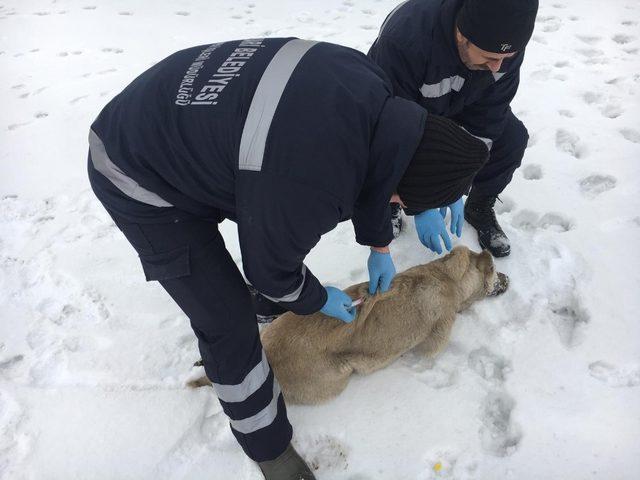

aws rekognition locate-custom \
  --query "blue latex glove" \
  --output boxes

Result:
[414,208,452,254]
[320,286,356,323]
[439,197,465,238]
[367,250,396,295]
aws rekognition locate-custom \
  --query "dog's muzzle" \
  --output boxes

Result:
[488,272,509,296]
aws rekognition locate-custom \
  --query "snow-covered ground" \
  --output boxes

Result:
[1,0,639,479]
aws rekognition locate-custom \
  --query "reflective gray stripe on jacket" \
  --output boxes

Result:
[420,75,465,98]
[88,129,173,208]
[239,39,318,172]
[461,126,494,151]
[258,265,308,303]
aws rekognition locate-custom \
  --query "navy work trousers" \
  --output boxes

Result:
[90,167,292,462]
[470,111,529,197]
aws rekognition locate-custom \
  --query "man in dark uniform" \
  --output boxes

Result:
[369,0,539,257]
[88,38,488,478]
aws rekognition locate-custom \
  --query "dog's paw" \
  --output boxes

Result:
[488,272,509,296]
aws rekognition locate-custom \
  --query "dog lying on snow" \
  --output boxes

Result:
[188,246,509,404]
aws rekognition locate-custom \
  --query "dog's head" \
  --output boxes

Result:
[441,246,509,302]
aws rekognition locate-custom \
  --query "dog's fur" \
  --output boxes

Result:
[188,246,508,404]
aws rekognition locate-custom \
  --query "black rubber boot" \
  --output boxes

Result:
[464,193,511,257]
[390,202,403,238]
[258,444,317,480]
[247,284,288,324]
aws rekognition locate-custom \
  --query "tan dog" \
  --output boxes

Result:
[189,246,508,404]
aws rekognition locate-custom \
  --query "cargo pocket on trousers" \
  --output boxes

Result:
[139,246,191,282]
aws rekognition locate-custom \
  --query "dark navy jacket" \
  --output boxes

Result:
[368,0,524,144]
[89,38,426,315]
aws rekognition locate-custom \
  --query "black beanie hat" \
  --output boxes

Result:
[456,0,539,54]
[397,115,489,215]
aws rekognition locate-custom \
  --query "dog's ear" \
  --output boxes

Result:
[476,250,496,290]
[443,246,471,280]
[476,250,495,275]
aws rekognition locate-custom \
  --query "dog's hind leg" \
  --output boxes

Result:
[344,351,398,375]
[413,313,455,358]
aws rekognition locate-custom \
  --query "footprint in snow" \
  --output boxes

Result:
[612,33,636,44]
[582,91,602,105]
[576,35,602,45]
[600,103,624,119]
[558,109,574,118]
[578,174,617,198]
[575,47,604,59]
[621,20,638,26]
[522,164,543,180]
[69,95,88,104]
[494,196,515,215]
[531,35,548,45]
[555,129,587,159]
[102,47,124,54]
[174,11,190,16]
[536,15,561,32]
[512,210,573,233]
[468,347,511,385]
[296,434,349,472]
[589,361,640,388]
[118,11,133,16]
[620,128,640,144]
[7,122,31,131]
[0,355,25,379]
[549,285,590,349]
[479,391,521,457]
[405,356,459,389]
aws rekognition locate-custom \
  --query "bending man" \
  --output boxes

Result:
[88,38,488,479]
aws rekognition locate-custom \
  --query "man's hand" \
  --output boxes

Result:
[320,286,356,323]
[367,246,396,295]
[414,208,452,254]
[439,197,465,238]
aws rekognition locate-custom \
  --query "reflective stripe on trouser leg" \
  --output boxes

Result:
[211,349,283,434]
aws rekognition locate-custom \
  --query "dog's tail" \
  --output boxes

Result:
[187,375,212,388]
